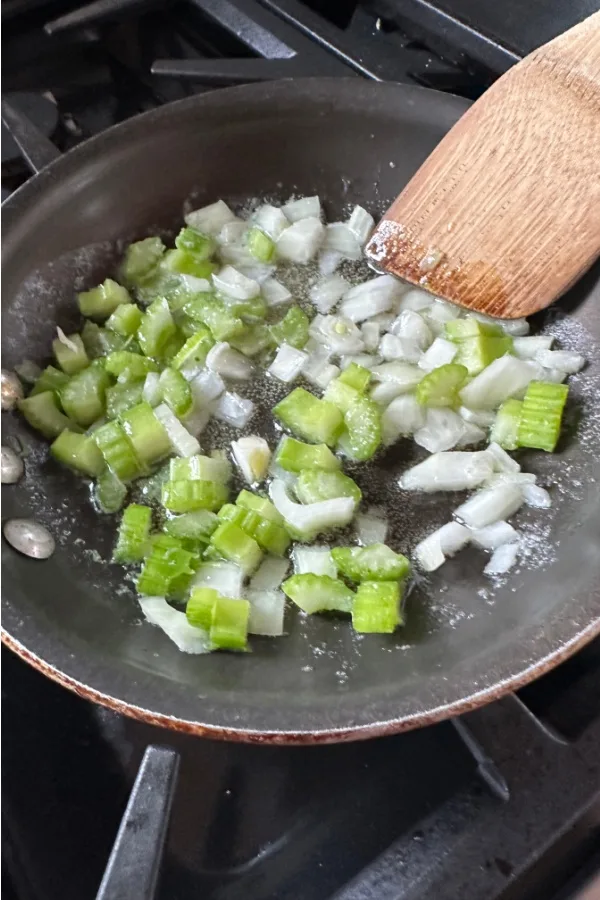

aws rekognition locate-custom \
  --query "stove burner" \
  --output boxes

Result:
[1,92,59,168]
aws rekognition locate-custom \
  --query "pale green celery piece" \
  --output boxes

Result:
[92,419,143,481]
[137,534,197,596]
[161,479,229,513]
[331,544,410,582]
[137,298,176,357]
[161,248,217,279]
[78,279,132,320]
[338,362,371,392]
[275,437,340,473]
[295,469,362,505]
[59,365,111,427]
[158,368,193,417]
[53,333,89,375]
[95,468,128,514]
[337,396,381,461]
[175,227,216,260]
[164,510,219,541]
[281,573,354,614]
[18,391,80,440]
[106,303,144,337]
[415,363,469,408]
[352,580,402,633]
[517,381,569,452]
[171,327,214,369]
[50,429,105,477]
[270,306,309,349]
[209,521,263,575]
[121,236,166,286]
[210,596,250,651]
[105,382,145,420]
[186,587,219,630]
[119,401,171,467]
[113,503,152,563]
[490,398,523,451]
[247,227,275,263]
[274,388,344,447]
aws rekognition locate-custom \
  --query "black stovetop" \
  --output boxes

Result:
[2,2,600,898]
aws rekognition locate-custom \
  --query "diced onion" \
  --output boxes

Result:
[323,223,362,260]
[206,342,253,380]
[282,196,321,223]
[389,310,433,350]
[459,356,538,409]
[485,441,521,473]
[302,348,340,389]
[153,403,201,456]
[512,336,554,359]
[185,199,238,235]
[268,343,308,383]
[213,391,254,428]
[371,362,423,390]
[277,217,324,264]
[340,275,402,323]
[217,220,248,245]
[193,561,244,598]
[355,511,388,545]
[309,275,349,314]
[212,265,260,301]
[382,394,425,445]
[318,250,342,276]
[535,349,585,374]
[246,590,286,636]
[400,451,494,492]
[56,326,78,353]
[138,596,211,654]
[361,321,380,352]
[414,408,466,453]
[231,435,271,484]
[142,372,161,406]
[470,521,519,550]
[379,333,422,363]
[180,275,212,293]
[249,557,289,591]
[262,277,292,307]
[293,546,337,578]
[398,289,434,312]
[458,406,496,427]
[189,369,225,403]
[484,543,520,575]
[455,422,487,447]
[270,479,356,537]
[413,522,470,572]
[340,354,380,370]
[521,483,552,508]
[347,205,375,244]
[418,337,457,371]
[309,314,365,356]
[454,483,523,529]
[252,204,290,241]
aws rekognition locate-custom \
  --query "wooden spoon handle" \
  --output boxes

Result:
[366,12,600,319]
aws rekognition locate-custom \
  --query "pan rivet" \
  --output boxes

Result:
[1,447,24,483]
[3,519,55,559]
[1,369,24,411]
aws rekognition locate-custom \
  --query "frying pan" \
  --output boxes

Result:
[2,79,600,744]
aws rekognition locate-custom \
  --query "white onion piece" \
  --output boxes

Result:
[218,220,248,245]
[398,289,434,312]
[185,199,238,234]
[370,312,396,330]
[206,342,253,380]
[309,314,364,355]
[454,483,523,529]
[189,369,225,403]
[213,392,254,428]
[347,205,375,244]
[439,522,472,554]
[277,217,324,263]
[522,483,552,508]
[323,223,362,260]
[138,597,211,654]
[486,472,536,488]
[540,367,568,384]
[484,543,520,575]
[389,310,433,350]
[382,394,425,445]
[293,546,336,578]
[153,403,201,457]
[361,321,380,352]
[459,356,538,409]
[252,204,289,241]
[282,195,321,222]
[231,435,271,484]
[455,422,487,447]
[212,265,260,301]
[268,343,308,383]
[355,512,388,546]
[486,441,521,473]
[371,362,423,389]
[318,250,342,276]
[458,406,496,427]
[340,354,380,370]
[182,404,211,437]
[428,299,461,323]
[471,521,519,550]
[370,381,409,406]
[418,337,457,371]
[535,349,585,374]
[236,261,276,285]
[302,349,339,389]
[180,275,212,293]
[193,561,244,598]
[268,460,298,491]
[413,522,470,572]
[379,333,422,363]
[414,409,466,452]
[340,286,396,323]
[512,336,554,359]
[400,451,494,492]
[142,372,161,406]
[309,274,349,313]
[261,277,292,307]
[246,590,286,636]
[498,318,529,336]
[250,557,289,591]
[269,479,355,537]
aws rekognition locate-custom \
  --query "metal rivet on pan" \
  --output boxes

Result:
[3,519,55,559]
[1,369,24,411]
[1,447,24,484]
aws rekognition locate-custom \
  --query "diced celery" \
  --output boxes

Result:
[137,534,197,596]
[60,365,111,426]
[445,318,503,340]
[78,278,131,320]
[105,303,143,336]
[164,510,219,541]
[338,362,371,392]
[331,544,410,582]
[210,596,250,651]
[81,321,128,358]
[95,468,127,514]
[281,573,354,614]
[121,236,165,286]
[170,454,231,483]
[490,399,523,451]
[517,381,569,452]
[415,363,469,408]
[162,480,229,513]
[337,396,381,461]
[228,294,268,323]
[253,518,290,556]
[352,580,402,633]
[105,381,145,420]
[51,429,105,477]
[184,294,245,342]
[105,351,159,381]
[186,587,219,630]
[236,490,283,524]
[275,437,340,473]
[30,365,70,399]
[92,420,142,481]
[274,388,344,447]
[114,503,152,562]
[270,306,310,349]
[159,331,186,364]
[454,335,513,375]
[324,379,361,414]
[120,402,171,467]
[229,325,274,357]
[209,521,262,574]
[53,333,89,375]
[175,227,216,260]
[247,227,275,263]
[158,368,192,417]
[162,249,217,279]
[18,391,78,439]
[137,298,176,358]
[171,327,214,369]
[295,469,362,505]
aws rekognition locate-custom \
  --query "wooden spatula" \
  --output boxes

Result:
[366,12,600,320]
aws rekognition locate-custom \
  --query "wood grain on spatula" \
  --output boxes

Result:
[366,12,600,319]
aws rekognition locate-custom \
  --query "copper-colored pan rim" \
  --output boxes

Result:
[4,617,600,745]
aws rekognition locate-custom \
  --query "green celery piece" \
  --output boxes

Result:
[209,521,262,575]
[162,480,229,513]
[60,365,111,427]
[186,587,219,630]
[92,419,142,481]
[170,454,231,483]
[415,363,469,408]
[282,573,354,615]
[50,429,105,477]
[352,581,402,633]
[275,437,340,473]
[217,503,245,524]
[160,331,187,363]
[270,306,309,349]
[158,367,192,417]
[78,278,131,320]
[105,351,158,380]
[105,381,145,420]
[274,388,344,448]
[30,365,70,399]
[95,468,127,514]
[227,294,268,323]
[164,510,219,541]
[137,534,197,596]
[114,503,152,563]
[517,381,569,452]
[81,321,128,359]
[454,335,513,375]
[161,248,217,279]
[247,227,275,263]
[445,318,503,340]
[337,396,381,461]
[121,237,165,286]
[490,398,523,451]
[105,303,143,337]
[184,294,245,342]
[175,227,216,260]
[295,469,362,505]
[338,362,371,392]
[134,270,186,309]
[18,391,78,439]
[137,298,176,358]
[210,596,250,651]
[171,327,214,369]
[253,518,290,556]
[53,333,89,375]
[120,401,171,467]
[331,544,410,582]
[324,379,361,414]
[229,324,274,357]
[236,490,283,525]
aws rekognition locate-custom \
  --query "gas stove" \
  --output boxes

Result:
[2,2,600,898]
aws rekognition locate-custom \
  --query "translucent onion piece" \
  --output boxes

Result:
[484,542,520,575]
[276,217,324,264]
[293,546,337,578]
[347,205,375,244]
[142,372,161,406]
[486,441,521,474]
[250,557,289,591]
[339,354,381,370]
[389,310,433,350]
[382,394,425,445]
[535,349,586,374]
[282,195,321,223]
[309,314,365,356]
[361,321,380,352]
[355,511,388,546]
[309,275,349,314]
[485,472,536,488]
[418,337,457,371]
[193,561,244,598]
[206,342,253,380]
[212,265,260,301]
[400,451,494,492]
[153,403,201,457]
[268,343,308,383]
[323,223,362,260]
[269,479,356,537]
[138,596,211,654]
[398,289,434,312]
[217,220,248,245]
[213,391,254,428]
[413,522,470,572]
[414,408,466,452]
[252,203,290,241]
[189,369,225,403]
[371,362,423,389]
[454,483,523,529]
[180,275,212,293]
[512,336,554,359]
[459,356,538,409]
[340,275,402,323]
[231,435,271,484]
[379,333,422,363]
[458,406,496,427]
[185,199,238,235]
[246,589,286,636]
[318,250,342,276]
[455,422,487,447]
[370,381,408,406]
[262,277,292,307]
[302,348,340,389]
[521,483,552,508]
[470,521,519,550]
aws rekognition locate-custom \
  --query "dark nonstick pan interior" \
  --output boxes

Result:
[2,79,600,742]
